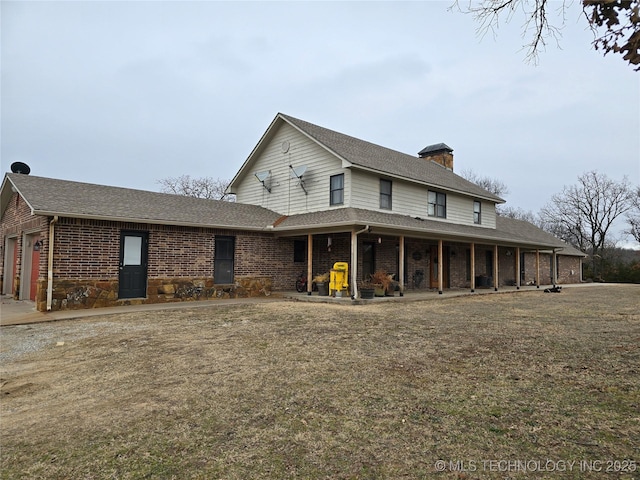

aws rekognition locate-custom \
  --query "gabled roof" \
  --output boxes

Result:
[2,173,582,254]
[229,113,503,203]
[1,173,281,230]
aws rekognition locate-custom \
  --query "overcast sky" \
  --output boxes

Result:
[2,1,639,243]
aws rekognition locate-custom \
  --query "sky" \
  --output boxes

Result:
[2,1,639,244]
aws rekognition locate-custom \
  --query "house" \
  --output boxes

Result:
[1,113,584,311]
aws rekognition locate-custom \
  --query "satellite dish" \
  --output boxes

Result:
[255,171,271,182]
[10,162,31,175]
[289,165,307,179]
[254,170,272,193]
[288,165,308,195]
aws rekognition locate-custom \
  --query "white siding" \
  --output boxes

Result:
[235,128,498,228]
[235,123,350,215]
[350,170,497,228]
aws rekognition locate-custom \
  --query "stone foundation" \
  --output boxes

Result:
[38,276,274,311]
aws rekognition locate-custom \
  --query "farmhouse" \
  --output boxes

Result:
[1,113,584,311]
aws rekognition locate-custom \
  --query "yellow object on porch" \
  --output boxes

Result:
[329,262,349,296]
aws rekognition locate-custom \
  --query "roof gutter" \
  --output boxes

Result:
[351,225,370,299]
[46,215,58,311]
[31,210,277,232]
[273,220,563,250]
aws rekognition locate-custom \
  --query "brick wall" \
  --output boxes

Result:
[0,191,49,296]
[557,255,582,284]
[404,239,430,289]
[2,188,584,310]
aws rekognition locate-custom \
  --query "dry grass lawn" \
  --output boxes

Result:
[1,285,639,479]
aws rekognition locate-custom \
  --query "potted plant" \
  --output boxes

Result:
[313,272,330,296]
[370,269,395,297]
[359,281,376,299]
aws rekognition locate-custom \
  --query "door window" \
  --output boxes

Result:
[119,231,148,299]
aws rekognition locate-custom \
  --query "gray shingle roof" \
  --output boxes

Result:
[280,114,504,203]
[3,173,581,253]
[275,206,582,252]
[4,173,281,230]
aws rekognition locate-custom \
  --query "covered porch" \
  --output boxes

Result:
[283,229,561,299]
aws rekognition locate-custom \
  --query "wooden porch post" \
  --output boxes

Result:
[515,247,521,290]
[306,234,313,295]
[535,249,540,288]
[398,235,405,296]
[494,244,499,291]
[552,249,558,286]
[438,239,444,295]
[470,242,475,292]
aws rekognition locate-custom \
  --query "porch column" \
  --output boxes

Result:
[307,234,313,295]
[438,239,443,294]
[552,249,558,286]
[351,229,358,299]
[515,247,521,290]
[535,249,540,288]
[398,235,405,296]
[470,242,475,293]
[494,244,499,291]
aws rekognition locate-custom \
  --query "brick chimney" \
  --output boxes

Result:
[418,143,453,171]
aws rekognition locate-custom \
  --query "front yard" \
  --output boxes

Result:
[1,285,638,479]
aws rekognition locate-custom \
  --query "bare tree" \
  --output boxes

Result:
[453,0,640,70]
[157,175,235,202]
[625,185,640,243]
[460,169,510,197]
[498,205,541,224]
[539,170,634,277]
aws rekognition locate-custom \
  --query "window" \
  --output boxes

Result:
[380,179,392,210]
[362,241,375,280]
[330,174,344,205]
[293,239,306,263]
[473,201,481,224]
[428,190,446,218]
[214,236,235,284]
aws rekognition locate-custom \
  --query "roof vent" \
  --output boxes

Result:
[10,162,31,175]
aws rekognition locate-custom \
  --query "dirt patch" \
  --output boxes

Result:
[1,285,639,479]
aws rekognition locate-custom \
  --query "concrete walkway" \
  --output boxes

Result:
[0,283,611,327]
[0,295,281,327]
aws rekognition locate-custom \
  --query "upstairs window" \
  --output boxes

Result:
[380,179,392,210]
[428,190,446,218]
[473,201,481,224]
[330,174,344,205]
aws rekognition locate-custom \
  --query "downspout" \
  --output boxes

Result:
[46,215,58,311]
[351,225,370,299]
